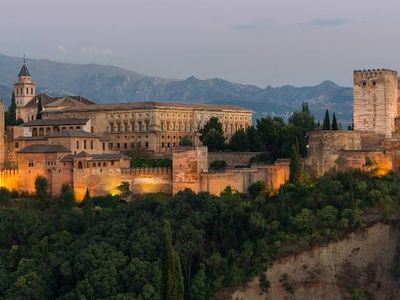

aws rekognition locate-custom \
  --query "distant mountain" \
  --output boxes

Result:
[0,53,353,122]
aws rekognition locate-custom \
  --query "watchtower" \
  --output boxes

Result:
[353,69,398,137]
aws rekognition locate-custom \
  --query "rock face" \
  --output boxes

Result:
[231,223,400,300]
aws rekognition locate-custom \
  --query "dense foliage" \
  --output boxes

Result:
[202,103,317,158]
[0,170,399,299]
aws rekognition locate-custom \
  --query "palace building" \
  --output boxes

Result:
[0,60,289,200]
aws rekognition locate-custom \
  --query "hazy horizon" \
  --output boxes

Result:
[2,0,400,87]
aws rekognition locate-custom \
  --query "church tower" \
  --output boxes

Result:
[14,57,36,108]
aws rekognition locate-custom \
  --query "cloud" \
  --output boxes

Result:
[301,18,351,28]
[232,20,274,32]
[80,46,114,56]
[57,45,68,55]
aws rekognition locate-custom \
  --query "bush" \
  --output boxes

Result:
[34,176,48,200]
[0,187,11,206]
[210,160,227,170]
[248,181,266,198]
[179,136,193,147]
[250,151,273,164]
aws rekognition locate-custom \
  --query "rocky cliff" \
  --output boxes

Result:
[231,222,400,300]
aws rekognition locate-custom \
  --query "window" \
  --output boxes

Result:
[117,143,120,149]
[76,141,80,149]
[109,143,113,149]
[15,142,19,148]
[103,142,105,151]
[90,140,94,149]
[145,142,149,148]
[124,143,127,149]
[111,161,115,166]
[28,160,34,167]
[84,140,87,149]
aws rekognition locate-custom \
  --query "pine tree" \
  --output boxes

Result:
[289,141,302,184]
[322,110,330,130]
[160,220,184,300]
[9,91,17,125]
[316,120,321,128]
[331,113,338,130]
[36,97,43,120]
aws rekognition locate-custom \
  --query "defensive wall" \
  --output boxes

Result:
[200,159,289,195]
[207,151,260,168]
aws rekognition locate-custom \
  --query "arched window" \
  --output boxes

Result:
[78,161,83,169]
[31,88,33,95]
[26,87,29,94]
[32,128,38,136]
[46,127,51,135]
[39,128,44,136]
[76,141,80,149]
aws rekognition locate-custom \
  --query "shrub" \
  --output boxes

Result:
[248,181,266,198]
[0,187,11,206]
[209,160,227,171]
[34,176,48,200]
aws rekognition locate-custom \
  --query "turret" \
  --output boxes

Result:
[14,56,36,108]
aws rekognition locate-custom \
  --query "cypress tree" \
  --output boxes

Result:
[289,141,302,184]
[36,97,43,120]
[331,113,338,130]
[322,110,330,130]
[9,91,17,125]
[160,220,184,300]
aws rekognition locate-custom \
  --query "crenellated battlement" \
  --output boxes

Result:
[0,168,19,176]
[121,167,172,175]
[353,69,398,84]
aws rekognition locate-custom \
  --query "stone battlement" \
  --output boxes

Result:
[354,68,397,78]
[121,167,172,175]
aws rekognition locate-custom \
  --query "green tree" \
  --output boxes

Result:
[0,187,11,207]
[322,110,330,130]
[190,267,207,300]
[248,181,266,198]
[36,97,43,120]
[199,117,225,151]
[179,136,193,147]
[160,220,184,300]
[289,142,302,184]
[34,175,48,199]
[117,182,132,198]
[332,113,338,130]
[60,184,75,208]
[209,160,227,170]
[228,128,249,151]
[246,126,263,152]
[256,116,286,158]
[9,91,17,125]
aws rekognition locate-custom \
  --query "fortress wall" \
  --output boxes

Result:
[199,160,289,195]
[73,167,172,201]
[306,130,362,177]
[208,151,260,167]
[0,169,23,192]
[336,150,392,176]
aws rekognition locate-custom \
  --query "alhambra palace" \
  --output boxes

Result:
[0,62,289,200]
[1,63,399,201]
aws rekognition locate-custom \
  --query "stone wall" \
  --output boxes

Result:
[73,167,172,201]
[337,150,392,176]
[200,159,289,195]
[208,151,260,168]
[306,130,362,177]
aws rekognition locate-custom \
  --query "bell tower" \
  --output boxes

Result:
[14,56,36,108]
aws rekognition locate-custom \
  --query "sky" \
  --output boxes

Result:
[1,0,400,87]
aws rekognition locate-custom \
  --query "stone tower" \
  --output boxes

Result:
[353,69,398,138]
[14,57,36,111]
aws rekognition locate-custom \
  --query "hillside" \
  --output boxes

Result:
[0,53,353,121]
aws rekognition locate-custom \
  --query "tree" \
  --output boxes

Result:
[9,91,17,125]
[228,128,249,151]
[246,126,263,152]
[289,142,302,184]
[0,187,11,207]
[34,176,48,199]
[332,113,338,130]
[199,117,225,151]
[36,97,44,120]
[247,181,266,198]
[179,136,193,147]
[322,110,330,130]
[160,220,184,300]
[209,160,227,170]
[60,184,75,208]
[117,182,132,198]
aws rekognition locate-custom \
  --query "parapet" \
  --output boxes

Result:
[353,68,398,85]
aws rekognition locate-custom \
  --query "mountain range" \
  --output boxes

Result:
[0,53,353,122]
